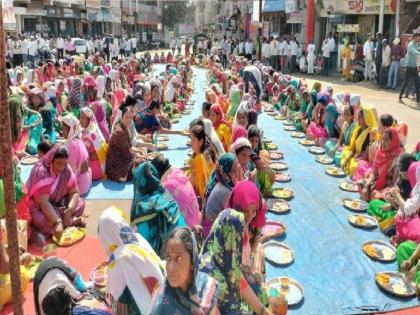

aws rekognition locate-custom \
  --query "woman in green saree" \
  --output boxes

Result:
[397,241,420,286]
[130,162,186,255]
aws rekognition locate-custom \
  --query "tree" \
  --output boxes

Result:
[0,1,24,314]
[162,0,195,30]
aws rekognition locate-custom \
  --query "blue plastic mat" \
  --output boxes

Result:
[260,112,418,314]
[19,65,207,200]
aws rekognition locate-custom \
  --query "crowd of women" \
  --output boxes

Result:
[0,48,418,314]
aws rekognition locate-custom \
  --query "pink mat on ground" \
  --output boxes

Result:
[1,236,106,315]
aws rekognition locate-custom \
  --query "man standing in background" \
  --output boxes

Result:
[290,37,299,73]
[270,36,279,70]
[375,32,383,85]
[56,35,64,60]
[399,32,420,105]
[363,34,374,81]
[380,39,391,88]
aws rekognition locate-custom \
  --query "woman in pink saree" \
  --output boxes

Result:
[26,146,85,240]
[390,162,420,245]
[62,113,92,196]
[150,156,201,228]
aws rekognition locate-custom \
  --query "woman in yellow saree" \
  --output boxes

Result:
[341,40,351,81]
[341,106,378,177]
[188,125,217,204]
[210,104,231,152]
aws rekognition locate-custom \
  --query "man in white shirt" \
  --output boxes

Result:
[87,37,94,57]
[261,38,271,65]
[130,36,137,54]
[170,36,176,55]
[270,37,279,70]
[380,39,391,87]
[28,36,37,68]
[321,37,331,75]
[176,38,182,55]
[21,36,29,65]
[238,40,244,56]
[290,37,299,73]
[56,35,64,60]
[124,37,131,58]
[363,33,374,80]
[220,36,230,69]
[279,37,288,72]
[12,37,22,67]
[243,63,262,101]
[307,42,316,74]
[245,38,253,61]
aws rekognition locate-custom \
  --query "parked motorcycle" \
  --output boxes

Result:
[351,60,365,82]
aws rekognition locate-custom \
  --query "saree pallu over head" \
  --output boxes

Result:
[226,180,266,229]
[80,107,108,175]
[199,209,244,314]
[204,153,236,203]
[151,227,219,315]
[131,162,186,254]
[355,106,378,153]
[203,118,225,156]
[98,206,165,315]
[374,128,401,190]
[227,86,242,119]
[325,104,340,138]
[26,146,77,204]
[90,100,110,142]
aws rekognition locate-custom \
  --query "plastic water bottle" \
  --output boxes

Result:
[153,130,158,150]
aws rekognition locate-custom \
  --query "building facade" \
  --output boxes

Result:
[4,0,162,40]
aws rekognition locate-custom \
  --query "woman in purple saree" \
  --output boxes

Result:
[26,146,85,241]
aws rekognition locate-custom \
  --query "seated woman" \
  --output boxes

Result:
[31,88,57,143]
[389,163,420,245]
[166,52,173,64]
[323,103,340,149]
[232,106,249,130]
[282,86,300,121]
[160,52,166,63]
[295,89,311,132]
[368,154,419,232]
[134,100,186,137]
[9,95,43,156]
[153,53,159,63]
[79,107,108,181]
[231,137,253,180]
[306,92,329,144]
[131,162,186,254]
[328,105,358,167]
[151,156,201,228]
[62,113,92,196]
[210,104,231,152]
[98,206,165,315]
[359,128,401,201]
[202,118,225,156]
[397,241,420,287]
[353,113,394,182]
[202,153,241,237]
[341,106,377,177]
[247,125,275,196]
[188,125,217,202]
[106,107,141,182]
[26,146,85,241]
[151,227,220,314]
[33,257,109,315]
[200,208,272,315]
[164,75,185,113]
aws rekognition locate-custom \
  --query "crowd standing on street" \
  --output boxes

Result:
[0,26,419,315]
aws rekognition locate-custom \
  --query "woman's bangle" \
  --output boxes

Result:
[52,219,62,228]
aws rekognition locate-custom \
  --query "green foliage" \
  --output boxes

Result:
[163,0,195,30]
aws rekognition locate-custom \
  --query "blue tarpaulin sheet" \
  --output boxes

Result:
[19,66,419,313]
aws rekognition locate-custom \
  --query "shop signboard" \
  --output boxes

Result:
[287,11,303,24]
[322,0,397,15]
[337,24,360,32]
[178,23,194,35]
[86,0,101,9]
[285,0,297,13]
[101,0,110,8]
[2,0,16,30]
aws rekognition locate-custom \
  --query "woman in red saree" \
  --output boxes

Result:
[360,128,401,201]
[26,146,85,240]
